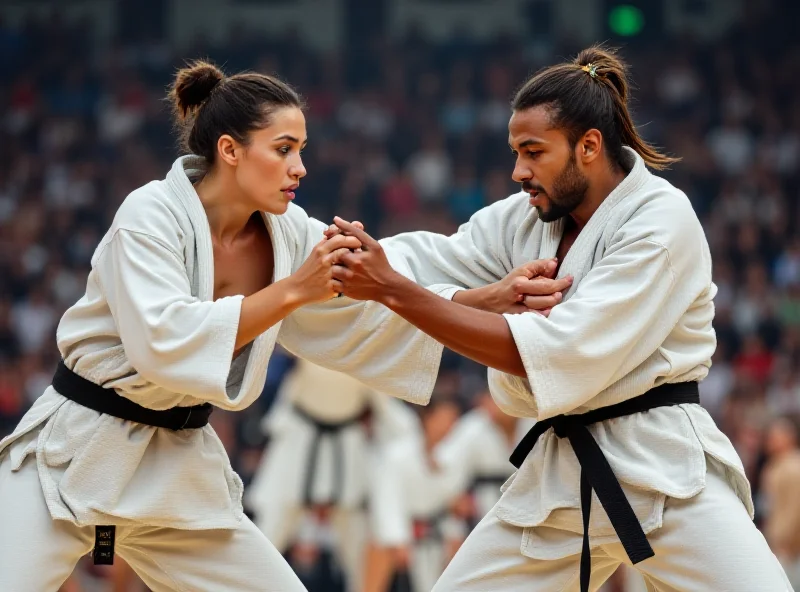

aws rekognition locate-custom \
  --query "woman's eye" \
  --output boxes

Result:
[278,146,291,155]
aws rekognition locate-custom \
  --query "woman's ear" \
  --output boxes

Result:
[217,134,239,167]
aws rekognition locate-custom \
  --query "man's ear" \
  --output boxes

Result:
[578,129,603,165]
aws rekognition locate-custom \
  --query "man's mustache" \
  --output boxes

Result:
[522,181,545,193]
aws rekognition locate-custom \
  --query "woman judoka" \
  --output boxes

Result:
[0,61,456,592]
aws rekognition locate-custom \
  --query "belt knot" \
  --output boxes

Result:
[550,415,570,438]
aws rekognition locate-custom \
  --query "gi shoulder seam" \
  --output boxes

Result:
[639,238,677,287]
[108,227,187,266]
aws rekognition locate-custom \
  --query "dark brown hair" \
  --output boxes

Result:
[512,45,678,171]
[168,59,303,164]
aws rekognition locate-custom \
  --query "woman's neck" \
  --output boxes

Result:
[194,167,256,245]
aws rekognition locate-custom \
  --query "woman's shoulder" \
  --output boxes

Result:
[109,180,192,247]
[86,179,194,270]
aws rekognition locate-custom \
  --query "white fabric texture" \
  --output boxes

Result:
[382,148,753,535]
[0,445,308,592]
[369,434,466,592]
[369,436,463,547]
[0,155,447,531]
[247,359,420,515]
[245,359,422,592]
[251,505,368,592]
[434,409,532,518]
[431,458,792,592]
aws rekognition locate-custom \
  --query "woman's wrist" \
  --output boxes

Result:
[453,284,497,312]
[278,276,308,310]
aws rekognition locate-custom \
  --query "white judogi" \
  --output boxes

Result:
[382,148,792,590]
[246,359,418,592]
[0,156,449,592]
[434,409,531,522]
[369,435,465,592]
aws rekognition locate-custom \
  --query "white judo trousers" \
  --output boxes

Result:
[259,506,368,591]
[381,148,794,590]
[0,450,307,592]
[432,458,794,592]
[0,157,451,591]
[247,360,422,592]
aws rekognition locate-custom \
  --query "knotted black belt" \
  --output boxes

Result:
[52,360,213,431]
[292,403,368,507]
[509,381,699,592]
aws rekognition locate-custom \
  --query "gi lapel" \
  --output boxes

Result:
[549,148,650,300]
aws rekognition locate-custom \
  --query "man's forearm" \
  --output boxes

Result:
[379,276,527,377]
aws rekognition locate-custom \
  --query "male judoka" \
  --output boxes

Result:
[327,45,793,591]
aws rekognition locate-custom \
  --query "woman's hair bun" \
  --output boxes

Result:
[170,60,225,119]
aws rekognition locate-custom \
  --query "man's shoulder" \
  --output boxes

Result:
[614,175,707,255]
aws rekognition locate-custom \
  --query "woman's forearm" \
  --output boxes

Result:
[235,278,303,350]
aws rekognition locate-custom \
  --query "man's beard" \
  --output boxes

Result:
[525,152,589,223]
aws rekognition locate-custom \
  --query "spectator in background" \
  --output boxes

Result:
[774,237,800,290]
[9,283,56,355]
[447,164,484,224]
[440,62,477,137]
[734,333,775,385]
[732,262,774,336]
[706,111,754,175]
[478,63,514,134]
[0,8,799,590]
[405,130,452,205]
[0,360,23,436]
[761,416,800,589]
[0,299,20,360]
[699,342,735,421]
[766,363,800,418]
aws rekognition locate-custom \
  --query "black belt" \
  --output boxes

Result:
[293,403,367,507]
[471,474,510,489]
[52,360,213,431]
[509,381,700,592]
[52,360,214,565]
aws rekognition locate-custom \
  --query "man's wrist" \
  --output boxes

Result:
[378,272,417,310]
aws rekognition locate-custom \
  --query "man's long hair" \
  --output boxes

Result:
[512,45,679,171]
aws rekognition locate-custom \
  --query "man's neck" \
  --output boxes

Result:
[570,161,628,230]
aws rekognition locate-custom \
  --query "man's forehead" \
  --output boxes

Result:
[508,106,560,147]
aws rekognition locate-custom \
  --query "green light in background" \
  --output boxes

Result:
[609,5,645,37]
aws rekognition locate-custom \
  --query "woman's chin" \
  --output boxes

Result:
[262,199,290,215]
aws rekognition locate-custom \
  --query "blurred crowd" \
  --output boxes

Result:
[1,1,800,590]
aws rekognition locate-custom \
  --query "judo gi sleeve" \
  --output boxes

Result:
[97,229,243,401]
